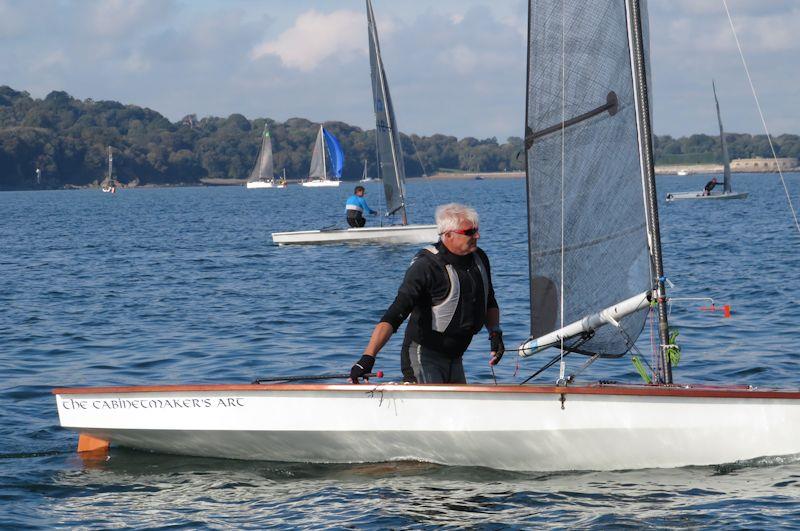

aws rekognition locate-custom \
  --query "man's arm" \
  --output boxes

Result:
[363,322,394,357]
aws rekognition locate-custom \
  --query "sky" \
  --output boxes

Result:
[1,0,797,140]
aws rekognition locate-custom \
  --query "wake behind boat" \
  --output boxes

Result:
[54,0,800,471]
[271,0,438,246]
[666,81,748,202]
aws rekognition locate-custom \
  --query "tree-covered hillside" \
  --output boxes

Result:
[0,86,797,190]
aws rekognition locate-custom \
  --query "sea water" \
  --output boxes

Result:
[1,174,799,528]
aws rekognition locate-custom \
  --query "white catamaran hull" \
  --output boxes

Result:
[246,181,277,189]
[666,191,749,202]
[54,383,800,471]
[301,180,340,188]
[271,224,439,245]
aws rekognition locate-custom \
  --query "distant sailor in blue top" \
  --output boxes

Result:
[345,185,377,227]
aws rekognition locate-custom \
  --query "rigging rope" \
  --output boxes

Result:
[721,0,800,235]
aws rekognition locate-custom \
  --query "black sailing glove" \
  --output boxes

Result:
[489,330,505,366]
[349,354,375,384]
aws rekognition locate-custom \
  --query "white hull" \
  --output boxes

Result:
[302,180,340,188]
[101,187,116,193]
[272,224,439,245]
[246,181,276,189]
[54,383,800,471]
[666,190,748,202]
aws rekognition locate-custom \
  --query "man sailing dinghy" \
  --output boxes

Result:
[54,0,800,472]
[666,81,748,201]
[271,0,438,245]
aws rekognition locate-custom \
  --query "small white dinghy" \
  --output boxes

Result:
[666,81,748,202]
[272,1,435,245]
[272,224,439,245]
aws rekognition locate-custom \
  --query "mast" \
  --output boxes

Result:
[713,80,732,193]
[366,0,407,225]
[321,125,327,182]
[107,146,113,183]
[625,0,672,383]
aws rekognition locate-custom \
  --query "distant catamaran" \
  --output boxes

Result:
[666,81,748,201]
[100,146,116,193]
[302,125,343,187]
[246,125,283,189]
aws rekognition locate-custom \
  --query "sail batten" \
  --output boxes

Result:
[367,0,407,224]
[525,0,653,356]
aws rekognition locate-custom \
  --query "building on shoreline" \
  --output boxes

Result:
[730,157,798,172]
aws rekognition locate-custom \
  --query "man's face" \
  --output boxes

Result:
[356,189,365,197]
[442,219,479,256]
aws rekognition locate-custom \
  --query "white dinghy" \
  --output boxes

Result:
[271,0,437,246]
[54,0,800,471]
[666,81,748,202]
[246,125,282,189]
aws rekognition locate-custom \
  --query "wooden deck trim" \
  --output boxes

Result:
[53,382,800,400]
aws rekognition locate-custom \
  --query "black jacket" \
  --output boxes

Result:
[381,241,498,356]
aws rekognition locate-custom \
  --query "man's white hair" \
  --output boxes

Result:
[435,203,479,234]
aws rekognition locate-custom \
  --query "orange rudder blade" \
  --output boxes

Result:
[77,434,110,453]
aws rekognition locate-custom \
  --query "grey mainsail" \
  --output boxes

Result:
[248,125,275,184]
[524,0,656,356]
[366,0,407,224]
[308,125,326,180]
[713,80,732,193]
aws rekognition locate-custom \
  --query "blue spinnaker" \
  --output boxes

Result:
[323,128,344,178]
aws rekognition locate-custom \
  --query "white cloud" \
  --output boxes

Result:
[251,10,364,71]
[86,0,173,38]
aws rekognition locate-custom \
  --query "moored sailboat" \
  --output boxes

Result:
[301,125,343,187]
[246,125,280,189]
[359,159,378,182]
[100,146,117,193]
[666,81,748,201]
[272,0,438,245]
[54,0,800,471]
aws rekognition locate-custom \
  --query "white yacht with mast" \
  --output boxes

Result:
[55,0,799,471]
[301,125,342,188]
[246,125,280,189]
[100,146,116,193]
